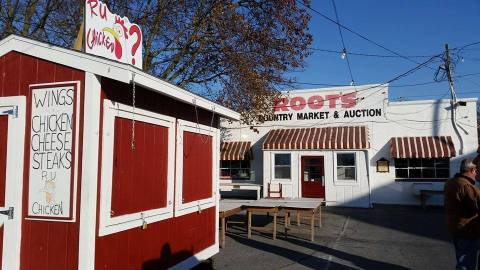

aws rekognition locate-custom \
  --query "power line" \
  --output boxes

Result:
[453,41,480,52]
[293,80,441,88]
[271,54,440,110]
[331,0,355,86]
[396,90,480,99]
[456,72,480,78]
[309,47,436,58]
[297,0,436,70]
[292,71,480,88]
[294,72,480,88]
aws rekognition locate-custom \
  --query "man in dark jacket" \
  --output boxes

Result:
[445,158,480,270]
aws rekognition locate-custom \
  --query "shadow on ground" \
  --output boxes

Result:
[228,233,409,270]
[213,205,454,270]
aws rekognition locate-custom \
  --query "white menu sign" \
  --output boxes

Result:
[85,0,143,69]
[28,83,77,220]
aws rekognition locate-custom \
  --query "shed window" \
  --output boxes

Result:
[182,131,213,203]
[99,101,175,236]
[337,153,356,180]
[175,120,217,217]
[395,158,450,182]
[274,154,291,179]
[110,118,168,216]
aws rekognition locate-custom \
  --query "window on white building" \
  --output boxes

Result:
[394,158,450,181]
[274,154,291,179]
[337,153,356,180]
[220,160,251,180]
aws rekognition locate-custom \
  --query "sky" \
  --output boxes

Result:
[290,0,480,103]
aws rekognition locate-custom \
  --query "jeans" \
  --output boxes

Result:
[454,237,480,270]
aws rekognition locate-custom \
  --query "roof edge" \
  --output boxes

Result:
[0,35,240,121]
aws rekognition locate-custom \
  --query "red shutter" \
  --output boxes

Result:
[111,117,168,216]
[182,131,212,203]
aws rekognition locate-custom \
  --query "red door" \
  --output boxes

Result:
[301,156,325,198]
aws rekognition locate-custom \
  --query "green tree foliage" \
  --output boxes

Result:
[0,0,312,124]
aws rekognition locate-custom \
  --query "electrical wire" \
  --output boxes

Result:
[270,54,440,110]
[392,92,459,99]
[331,0,355,86]
[387,90,450,115]
[225,55,448,129]
[309,47,436,58]
[294,79,442,88]
[296,0,439,71]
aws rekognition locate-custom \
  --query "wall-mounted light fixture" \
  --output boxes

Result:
[376,158,390,173]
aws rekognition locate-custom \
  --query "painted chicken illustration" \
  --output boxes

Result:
[102,16,128,60]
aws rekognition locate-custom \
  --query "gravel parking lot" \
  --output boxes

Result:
[211,205,454,270]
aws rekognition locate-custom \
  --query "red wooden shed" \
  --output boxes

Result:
[0,35,239,270]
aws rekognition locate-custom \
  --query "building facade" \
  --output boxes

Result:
[220,84,478,208]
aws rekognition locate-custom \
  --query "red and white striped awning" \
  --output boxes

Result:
[262,126,369,150]
[390,136,456,158]
[220,141,251,160]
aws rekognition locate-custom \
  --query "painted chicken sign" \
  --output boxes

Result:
[85,0,143,69]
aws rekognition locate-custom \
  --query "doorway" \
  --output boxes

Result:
[301,156,325,198]
[0,97,25,270]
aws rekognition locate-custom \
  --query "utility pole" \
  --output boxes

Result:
[444,44,457,105]
[444,43,463,155]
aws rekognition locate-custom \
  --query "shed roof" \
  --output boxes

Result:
[0,35,240,120]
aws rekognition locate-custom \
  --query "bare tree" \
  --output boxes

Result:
[0,0,312,124]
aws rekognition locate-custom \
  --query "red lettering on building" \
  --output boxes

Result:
[274,92,357,111]
[274,98,289,112]
[341,92,356,108]
[307,95,324,109]
[290,97,306,111]
[326,94,340,108]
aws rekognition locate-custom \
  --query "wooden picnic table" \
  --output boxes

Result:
[282,199,323,242]
[218,198,324,247]
[244,198,324,242]
[218,200,249,248]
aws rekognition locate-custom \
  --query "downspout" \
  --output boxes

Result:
[364,150,373,208]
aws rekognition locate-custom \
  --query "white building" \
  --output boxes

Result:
[220,84,478,208]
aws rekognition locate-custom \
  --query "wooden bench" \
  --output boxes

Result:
[219,183,262,200]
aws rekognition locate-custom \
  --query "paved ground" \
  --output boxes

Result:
[211,205,454,270]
